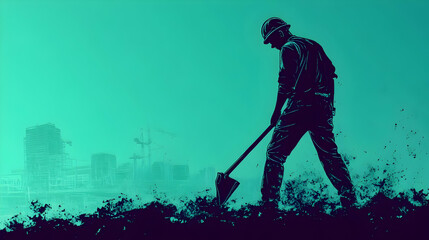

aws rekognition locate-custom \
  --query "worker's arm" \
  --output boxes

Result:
[270,91,288,126]
[271,43,300,126]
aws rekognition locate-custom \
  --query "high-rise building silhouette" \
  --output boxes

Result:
[24,123,72,193]
[91,153,117,187]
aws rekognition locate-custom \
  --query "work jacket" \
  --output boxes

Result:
[278,36,337,110]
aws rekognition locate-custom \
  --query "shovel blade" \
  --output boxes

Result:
[215,172,240,205]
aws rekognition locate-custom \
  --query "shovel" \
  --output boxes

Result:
[215,125,274,205]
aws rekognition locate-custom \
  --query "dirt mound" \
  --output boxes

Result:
[1,188,428,240]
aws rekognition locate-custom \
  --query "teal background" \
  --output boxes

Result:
[1,0,429,217]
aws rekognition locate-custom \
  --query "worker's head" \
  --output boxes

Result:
[261,17,291,50]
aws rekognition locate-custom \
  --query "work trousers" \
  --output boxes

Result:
[261,100,355,206]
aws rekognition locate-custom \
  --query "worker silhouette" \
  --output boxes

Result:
[260,17,356,208]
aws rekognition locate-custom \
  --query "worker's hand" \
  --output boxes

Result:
[270,110,281,126]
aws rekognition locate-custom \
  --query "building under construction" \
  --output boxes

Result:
[24,123,73,194]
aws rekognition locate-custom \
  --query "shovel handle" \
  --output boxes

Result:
[225,125,274,176]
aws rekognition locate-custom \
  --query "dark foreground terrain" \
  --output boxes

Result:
[1,187,428,240]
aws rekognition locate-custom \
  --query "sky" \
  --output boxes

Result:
[1,0,429,191]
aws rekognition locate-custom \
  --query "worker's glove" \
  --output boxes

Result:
[270,110,281,126]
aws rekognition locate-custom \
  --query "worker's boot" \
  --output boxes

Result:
[260,160,284,210]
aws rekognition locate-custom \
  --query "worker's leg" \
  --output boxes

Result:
[309,112,356,207]
[261,108,307,205]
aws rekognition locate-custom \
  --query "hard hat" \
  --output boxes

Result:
[261,17,290,44]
